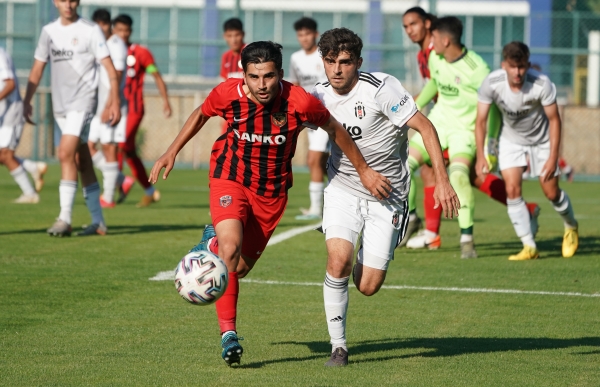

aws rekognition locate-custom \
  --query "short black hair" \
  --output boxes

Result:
[503,41,530,63]
[294,17,317,32]
[241,41,283,72]
[318,28,363,61]
[430,16,463,45]
[223,18,243,32]
[403,6,436,23]
[113,14,133,28]
[92,9,111,24]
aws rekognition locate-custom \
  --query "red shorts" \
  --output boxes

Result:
[209,178,288,260]
[119,112,144,153]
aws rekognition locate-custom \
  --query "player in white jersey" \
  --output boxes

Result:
[313,28,459,366]
[288,17,330,220]
[476,42,578,260]
[23,0,121,237]
[0,47,44,203]
[87,9,127,208]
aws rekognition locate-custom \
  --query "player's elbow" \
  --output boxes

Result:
[2,79,15,94]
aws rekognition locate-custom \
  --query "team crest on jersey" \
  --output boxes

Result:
[126,55,136,67]
[271,112,287,127]
[220,195,232,208]
[392,210,400,228]
[354,101,366,119]
[455,76,461,84]
[71,38,78,46]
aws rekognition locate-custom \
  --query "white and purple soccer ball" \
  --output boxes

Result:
[174,251,229,305]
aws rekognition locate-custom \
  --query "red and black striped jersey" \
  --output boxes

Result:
[201,78,331,197]
[219,47,245,80]
[417,42,434,80]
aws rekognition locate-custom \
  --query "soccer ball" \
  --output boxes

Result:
[174,251,229,305]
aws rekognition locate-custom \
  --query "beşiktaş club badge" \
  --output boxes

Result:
[271,112,287,127]
[220,195,232,208]
[392,210,400,228]
[355,101,365,119]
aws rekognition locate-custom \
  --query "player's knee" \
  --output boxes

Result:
[327,256,352,278]
[357,282,381,297]
[0,149,9,164]
[449,163,470,188]
[57,147,76,164]
[544,188,560,202]
[505,184,521,199]
[218,239,242,262]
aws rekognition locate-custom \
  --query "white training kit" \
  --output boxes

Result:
[0,47,24,150]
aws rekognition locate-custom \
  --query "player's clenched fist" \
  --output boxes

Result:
[359,168,392,200]
[149,151,176,184]
[433,179,460,219]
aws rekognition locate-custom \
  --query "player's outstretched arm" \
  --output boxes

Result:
[149,106,210,183]
[23,60,46,125]
[541,102,561,182]
[407,111,460,218]
[475,101,492,179]
[151,72,172,118]
[415,79,438,110]
[100,56,122,126]
[321,115,392,200]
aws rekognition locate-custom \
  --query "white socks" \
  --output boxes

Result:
[552,190,577,229]
[460,234,473,243]
[19,158,38,175]
[83,182,105,225]
[92,151,106,170]
[324,272,349,353]
[102,162,119,203]
[59,180,77,224]
[11,165,35,195]
[507,197,536,248]
[309,181,324,215]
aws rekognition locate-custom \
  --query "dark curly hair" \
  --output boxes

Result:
[318,28,363,61]
[241,41,283,72]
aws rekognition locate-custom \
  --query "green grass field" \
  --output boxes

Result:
[1,165,599,386]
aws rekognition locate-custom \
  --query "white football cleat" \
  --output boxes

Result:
[12,193,40,204]
[31,162,48,192]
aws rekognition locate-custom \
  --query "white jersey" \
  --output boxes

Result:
[478,68,556,145]
[288,49,327,92]
[0,47,23,128]
[312,71,417,204]
[34,17,110,116]
[96,34,127,115]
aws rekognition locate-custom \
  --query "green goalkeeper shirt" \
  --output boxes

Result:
[427,47,490,132]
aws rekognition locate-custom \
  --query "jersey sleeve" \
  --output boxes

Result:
[0,50,13,81]
[139,47,157,72]
[90,25,110,61]
[109,38,127,72]
[375,76,418,128]
[471,61,490,93]
[201,83,227,117]
[287,56,299,84]
[34,28,50,63]
[540,79,557,106]
[296,91,330,129]
[477,74,494,104]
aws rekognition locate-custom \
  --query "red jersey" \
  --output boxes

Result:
[417,42,434,80]
[201,78,331,197]
[125,44,156,115]
[220,48,244,79]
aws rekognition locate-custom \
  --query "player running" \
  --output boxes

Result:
[401,7,539,250]
[111,14,171,207]
[0,46,41,204]
[288,17,329,220]
[475,42,579,260]
[312,27,459,367]
[24,0,120,236]
[149,41,392,366]
[88,9,127,208]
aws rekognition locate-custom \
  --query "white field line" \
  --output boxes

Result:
[149,274,599,298]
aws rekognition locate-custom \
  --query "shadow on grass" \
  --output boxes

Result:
[0,224,202,236]
[238,337,600,368]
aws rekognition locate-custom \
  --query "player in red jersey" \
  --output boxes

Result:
[220,18,245,80]
[402,7,540,249]
[112,14,172,207]
[150,41,392,366]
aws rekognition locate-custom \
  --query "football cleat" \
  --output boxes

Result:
[325,347,348,367]
[562,226,579,258]
[12,193,40,204]
[47,219,72,237]
[508,245,539,261]
[221,331,244,366]
[117,176,135,204]
[406,231,442,250]
[32,161,48,192]
[398,215,422,247]
[190,224,216,253]
[76,223,108,236]
[460,241,478,259]
[527,203,541,237]
[136,190,160,208]
[100,196,115,208]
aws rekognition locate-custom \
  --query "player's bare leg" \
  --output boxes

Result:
[75,144,107,236]
[0,148,38,203]
[297,150,327,220]
[539,174,578,258]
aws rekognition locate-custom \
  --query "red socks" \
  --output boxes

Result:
[216,271,239,334]
[477,173,507,205]
[423,186,442,234]
[126,155,151,189]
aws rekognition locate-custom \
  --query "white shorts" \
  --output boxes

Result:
[88,108,127,144]
[54,111,94,146]
[308,127,330,153]
[322,184,409,271]
[499,137,559,178]
[0,123,24,150]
